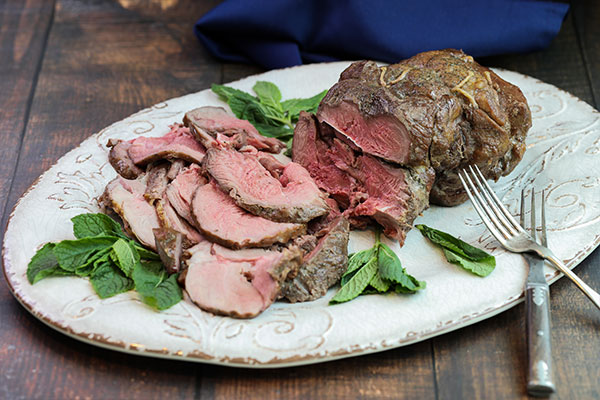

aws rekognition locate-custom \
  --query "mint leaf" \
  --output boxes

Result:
[27,243,74,284]
[132,244,160,261]
[253,81,283,112]
[416,224,495,277]
[330,257,378,304]
[52,236,118,272]
[341,248,375,286]
[368,271,391,292]
[443,249,495,277]
[212,82,326,142]
[132,261,182,310]
[211,84,257,104]
[71,213,127,239]
[75,247,111,277]
[90,260,134,299]
[110,238,140,277]
[281,90,328,119]
[378,243,425,293]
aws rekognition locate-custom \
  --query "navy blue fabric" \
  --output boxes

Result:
[195,0,569,70]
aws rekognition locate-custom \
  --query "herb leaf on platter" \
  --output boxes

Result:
[90,260,135,299]
[211,81,327,142]
[331,230,425,305]
[71,213,128,239]
[27,243,74,284]
[416,224,496,277]
[27,213,178,310]
[132,261,182,310]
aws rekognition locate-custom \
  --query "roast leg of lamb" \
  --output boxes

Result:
[294,49,531,242]
[316,49,531,207]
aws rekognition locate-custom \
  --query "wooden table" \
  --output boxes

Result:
[1,1,599,398]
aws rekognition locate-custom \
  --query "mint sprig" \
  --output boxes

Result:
[416,224,496,277]
[27,213,182,311]
[330,230,426,304]
[211,81,327,155]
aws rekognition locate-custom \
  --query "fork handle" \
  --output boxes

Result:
[543,252,600,310]
[525,283,556,396]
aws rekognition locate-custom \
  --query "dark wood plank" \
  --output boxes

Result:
[434,9,600,399]
[204,342,436,400]
[0,1,221,398]
[0,0,54,227]
[572,0,600,108]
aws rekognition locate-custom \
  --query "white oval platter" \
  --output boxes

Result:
[3,62,600,368]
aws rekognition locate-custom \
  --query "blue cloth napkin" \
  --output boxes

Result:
[195,0,569,70]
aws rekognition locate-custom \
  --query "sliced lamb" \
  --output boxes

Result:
[281,216,350,303]
[167,159,186,180]
[102,175,160,250]
[155,198,203,246]
[184,242,302,318]
[144,163,169,204]
[191,181,306,249]
[293,112,434,244]
[107,139,143,179]
[165,164,206,225]
[204,147,329,223]
[110,124,206,170]
[153,227,183,274]
[183,106,284,153]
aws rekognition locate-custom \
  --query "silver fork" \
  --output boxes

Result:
[521,189,555,396]
[458,165,600,310]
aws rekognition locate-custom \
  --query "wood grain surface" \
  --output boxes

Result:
[1,1,599,399]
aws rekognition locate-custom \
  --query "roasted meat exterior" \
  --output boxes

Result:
[281,216,350,303]
[317,49,531,206]
[184,240,302,318]
[204,146,329,223]
[184,106,284,153]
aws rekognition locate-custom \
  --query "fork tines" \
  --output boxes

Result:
[458,165,526,242]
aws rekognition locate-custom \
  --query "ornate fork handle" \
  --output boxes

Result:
[531,244,600,309]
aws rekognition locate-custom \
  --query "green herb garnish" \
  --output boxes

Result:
[211,81,327,155]
[416,224,496,277]
[330,230,426,304]
[27,213,182,310]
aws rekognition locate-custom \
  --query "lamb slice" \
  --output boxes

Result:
[126,124,206,166]
[102,175,160,250]
[153,227,183,274]
[184,242,302,318]
[281,217,349,303]
[144,163,169,204]
[165,164,205,225]
[191,181,306,249]
[107,139,143,179]
[205,147,329,223]
[167,159,186,180]
[155,198,203,246]
[184,106,284,153]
